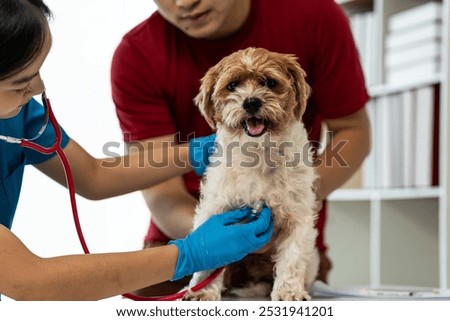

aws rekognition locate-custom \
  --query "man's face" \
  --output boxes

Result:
[154,0,250,40]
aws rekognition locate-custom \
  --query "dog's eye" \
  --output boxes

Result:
[227,81,239,92]
[264,78,278,89]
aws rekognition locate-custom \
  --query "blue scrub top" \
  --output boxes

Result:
[0,98,70,229]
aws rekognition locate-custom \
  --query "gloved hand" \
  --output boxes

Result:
[169,206,273,280]
[188,133,216,176]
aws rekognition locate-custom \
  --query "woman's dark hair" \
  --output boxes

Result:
[0,0,52,81]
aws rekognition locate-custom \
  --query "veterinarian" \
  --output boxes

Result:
[0,0,274,300]
[112,0,371,295]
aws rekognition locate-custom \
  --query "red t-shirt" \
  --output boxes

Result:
[111,0,369,252]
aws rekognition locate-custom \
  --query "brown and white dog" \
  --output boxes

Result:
[186,47,319,301]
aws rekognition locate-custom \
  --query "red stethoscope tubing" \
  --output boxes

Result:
[20,100,89,255]
[121,267,224,301]
[19,97,223,301]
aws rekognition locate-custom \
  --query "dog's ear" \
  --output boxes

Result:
[194,66,219,130]
[283,55,311,121]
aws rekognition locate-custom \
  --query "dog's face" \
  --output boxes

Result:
[194,47,310,138]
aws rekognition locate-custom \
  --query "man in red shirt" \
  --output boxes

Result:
[111,0,370,296]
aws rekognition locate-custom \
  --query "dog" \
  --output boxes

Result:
[185,47,319,301]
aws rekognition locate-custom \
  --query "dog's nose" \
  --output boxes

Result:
[243,97,262,114]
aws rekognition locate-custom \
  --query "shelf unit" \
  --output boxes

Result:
[330,0,450,291]
[338,0,374,13]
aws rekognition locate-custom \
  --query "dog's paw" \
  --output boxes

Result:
[182,288,222,301]
[271,289,311,301]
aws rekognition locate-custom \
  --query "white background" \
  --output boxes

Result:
[12,1,158,264]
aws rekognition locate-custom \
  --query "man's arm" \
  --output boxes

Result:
[315,107,371,200]
[35,132,199,239]
[128,135,197,239]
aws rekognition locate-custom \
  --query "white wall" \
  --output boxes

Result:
[12,1,157,259]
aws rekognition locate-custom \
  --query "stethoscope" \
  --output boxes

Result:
[0,92,89,254]
[0,92,222,300]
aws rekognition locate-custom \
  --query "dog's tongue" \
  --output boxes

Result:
[247,118,265,136]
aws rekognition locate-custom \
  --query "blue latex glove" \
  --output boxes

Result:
[169,206,273,281]
[188,133,216,176]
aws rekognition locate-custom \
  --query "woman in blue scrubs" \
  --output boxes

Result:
[0,0,272,300]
